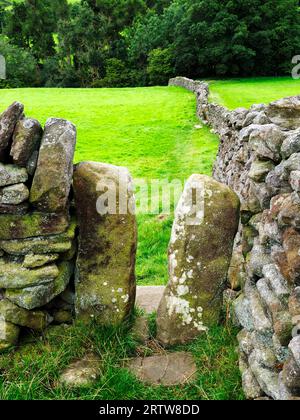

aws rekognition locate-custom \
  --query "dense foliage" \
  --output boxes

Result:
[0,0,299,87]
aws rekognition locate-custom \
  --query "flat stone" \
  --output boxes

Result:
[0,259,59,289]
[73,162,137,326]
[0,217,76,255]
[157,175,239,346]
[0,203,28,215]
[248,124,285,162]
[23,253,59,268]
[289,336,300,368]
[267,96,300,130]
[0,102,24,160]
[0,318,20,352]
[59,353,101,388]
[30,118,76,212]
[0,211,69,240]
[5,261,73,310]
[127,352,197,386]
[0,164,28,187]
[248,160,275,182]
[10,118,43,166]
[289,170,300,192]
[281,130,300,159]
[136,286,165,313]
[0,299,52,330]
[0,183,29,205]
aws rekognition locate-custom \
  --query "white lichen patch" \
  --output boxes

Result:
[177,285,189,296]
[121,294,129,304]
[166,293,207,332]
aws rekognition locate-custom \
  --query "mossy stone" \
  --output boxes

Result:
[0,299,52,330]
[0,318,20,353]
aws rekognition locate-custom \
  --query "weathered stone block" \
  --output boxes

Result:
[0,183,29,205]
[0,102,24,161]
[73,162,137,325]
[267,96,300,130]
[0,318,20,353]
[0,299,51,330]
[0,211,69,240]
[30,118,76,212]
[10,118,42,166]
[156,175,240,346]
[5,261,73,310]
[0,164,28,188]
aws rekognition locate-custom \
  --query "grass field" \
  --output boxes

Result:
[0,86,219,286]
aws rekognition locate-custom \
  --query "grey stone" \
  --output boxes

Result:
[23,254,59,269]
[267,95,300,130]
[0,299,52,330]
[136,286,165,314]
[0,164,28,187]
[73,162,137,326]
[262,264,290,302]
[0,318,20,352]
[289,336,300,368]
[30,118,76,212]
[127,352,197,386]
[281,356,300,389]
[249,349,280,400]
[10,118,42,166]
[0,259,59,289]
[156,175,239,346]
[5,261,73,310]
[248,241,272,278]
[256,278,283,318]
[234,294,254,331]
[0,102,24,160]
[0,203,28,215]
[242,368,264,400]
[131,316,149,344]
[289,170,300,192]
[26,150,39,176]
[0,183,29,205]
[281,130,300,159]
[59,353,102,388]
[248,124,285,162]
[248,160,275,182]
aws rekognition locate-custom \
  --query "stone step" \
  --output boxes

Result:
[136,286,165,314]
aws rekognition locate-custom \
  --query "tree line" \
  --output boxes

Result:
[0,0,299,88]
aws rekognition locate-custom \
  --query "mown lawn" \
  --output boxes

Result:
[0,86,219,286]
[209,76,300,109]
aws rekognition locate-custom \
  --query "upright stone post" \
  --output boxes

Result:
[73,162,137,325]
[156,174,240,346]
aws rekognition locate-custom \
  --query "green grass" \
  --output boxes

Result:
[0,86,219,286]
[209,76,300,109]
[0,320,244,400]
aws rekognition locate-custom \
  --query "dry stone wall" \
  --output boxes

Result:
[0,102,137,352]
[169,76,300,400]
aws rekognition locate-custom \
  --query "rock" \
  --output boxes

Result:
[245,281,273,334]
[267,96,300,130]
[248,241,272,278]
[281,356,300,389]
[228,245,246,290]
[249,349,280,400]
[0,217,76,255]
[0,211,69,240]
[289,170,300,192]
[248,124,285,162]
[131,316,149,344]
[0,102,24,160]
[289,287,300,317]
[53,309,73,324]
[242,225,257,255]
[256,278,283,318]
[262,264,290,302]
[157,175,239,346]
[73,162,137,325]
[273,333,290,364]
[0,318,20,352]
[6,261,73,310]
[281,130,300,159]
[237,329,254,355]
[258,211,281,246]
[278,192,300,229]
[279,371,295,400]
[281,228,300,284]
[59,353,102,388]
[0,164,28,187]
[248,160,275,182]
[0,299,52,330]
[0,203,28,215]
[289,336,300,368]
[30,118,76,212]
[23,254,59,269]
[0,259,59,289]
[136,286,165,314]
[0,183,29,205]
[127,352,197,386]
[233,294,254,331]
[242,368,264,400]
[26,150,39,176]
[10,118,42,166]
[273,311,293,346]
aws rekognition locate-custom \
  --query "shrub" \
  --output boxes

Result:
[147,48,174,86]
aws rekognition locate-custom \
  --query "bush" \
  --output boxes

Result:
[147,48,174,86]
[0,36,38,87]
[94,58,132,88]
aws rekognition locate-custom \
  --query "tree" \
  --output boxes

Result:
[147,48,174,85]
